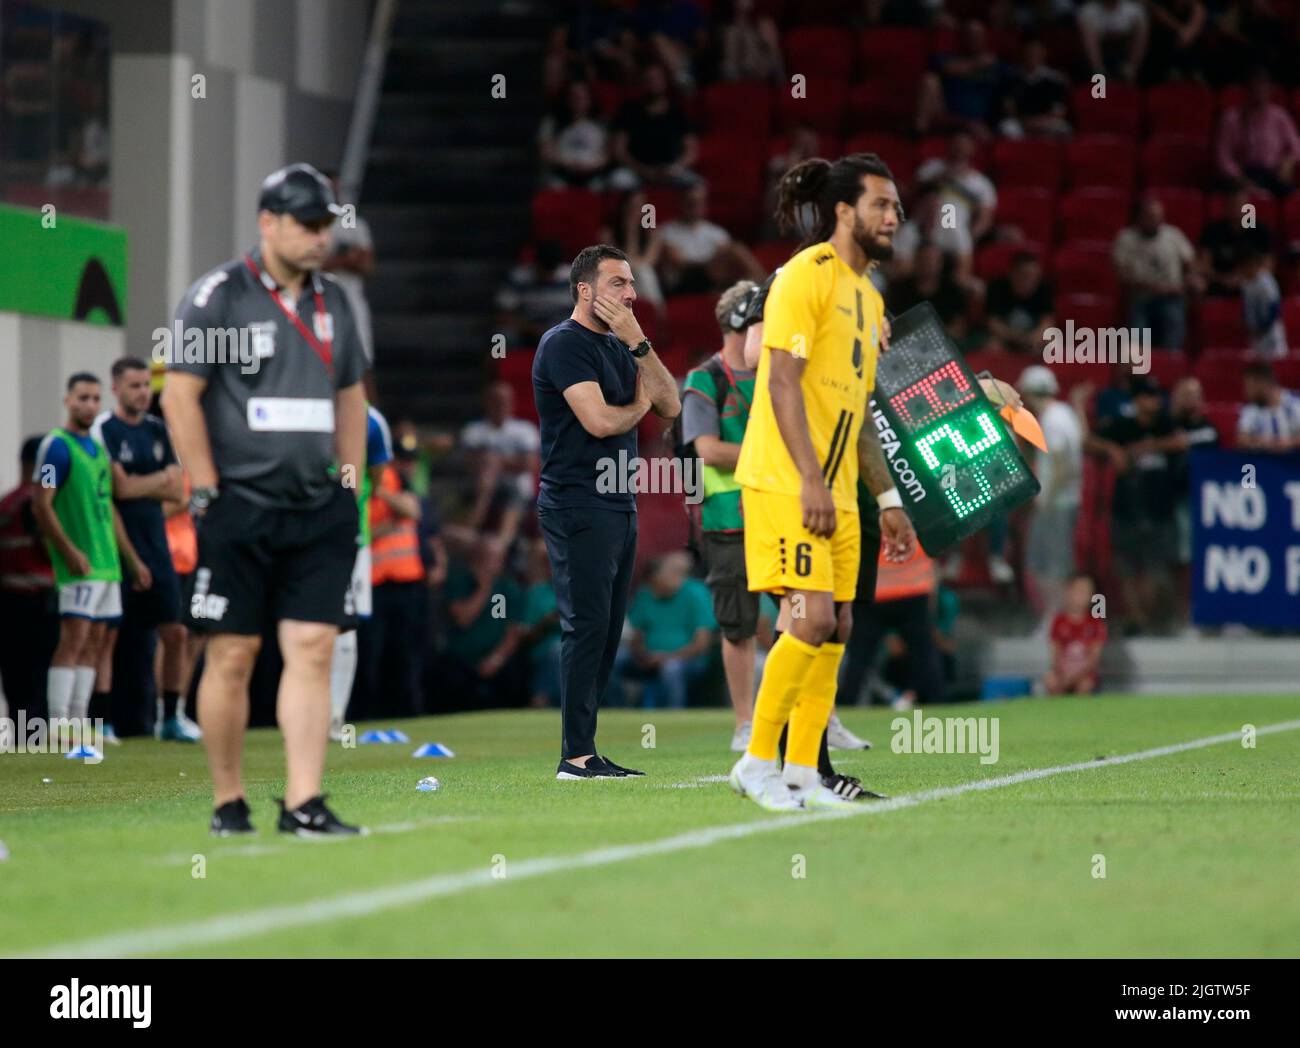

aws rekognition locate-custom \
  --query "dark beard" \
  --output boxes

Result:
[854,218,894,261]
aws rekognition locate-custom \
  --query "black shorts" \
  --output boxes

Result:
[702,531,760,642]
[125,557,182,627]
[188,485,359,635]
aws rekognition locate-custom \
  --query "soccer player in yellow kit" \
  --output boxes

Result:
[730,153,917,811]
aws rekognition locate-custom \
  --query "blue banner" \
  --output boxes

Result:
[1190,449,1300,628]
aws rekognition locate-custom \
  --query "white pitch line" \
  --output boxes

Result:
[18,719,1300,959]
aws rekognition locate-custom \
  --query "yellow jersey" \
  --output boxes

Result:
[734,241,884,512]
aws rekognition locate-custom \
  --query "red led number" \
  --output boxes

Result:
[888,361,974,427]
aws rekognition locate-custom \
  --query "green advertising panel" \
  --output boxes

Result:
[0,204,128,327]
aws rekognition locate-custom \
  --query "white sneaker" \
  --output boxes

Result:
[783,763,853,810]
[729,755,802,813]
[826,713,871,750]
[989,555,1015,584]
[101,723,122,747]
[729,722,752,753]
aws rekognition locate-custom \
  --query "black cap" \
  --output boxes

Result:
[257,163,346,222]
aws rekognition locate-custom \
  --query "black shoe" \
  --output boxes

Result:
[822,773,888,801]
[596,755,644,777]
[211,797,256,836]
[277,794,368,837]
[556,757,625,779]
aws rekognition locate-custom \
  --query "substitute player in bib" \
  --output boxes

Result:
[328,403,394,740]
[32,373,151,734]
[730,154,916,812]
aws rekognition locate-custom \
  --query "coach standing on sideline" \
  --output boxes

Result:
[533,244,680,779]
[162,163,368,836]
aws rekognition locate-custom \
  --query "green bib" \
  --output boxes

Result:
[684,356,754,533]
[358,463,374,547]
[47,429,120,585]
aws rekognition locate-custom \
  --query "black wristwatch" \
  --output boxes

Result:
[630,338,652,358]
[190,486,220,514]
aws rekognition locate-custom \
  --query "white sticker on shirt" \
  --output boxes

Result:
[247,397,334,432]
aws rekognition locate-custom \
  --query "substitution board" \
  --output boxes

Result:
[868,302,1040,555]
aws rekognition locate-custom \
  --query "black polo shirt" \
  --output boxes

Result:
[532,318,638,511]
[168,246,365,510]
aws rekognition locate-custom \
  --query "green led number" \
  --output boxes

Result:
[915,408,1003,519]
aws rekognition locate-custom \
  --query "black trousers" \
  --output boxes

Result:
[539,505,637,759]
[358,581,428,719]
[0,590,58,719]
[841,594,945,705]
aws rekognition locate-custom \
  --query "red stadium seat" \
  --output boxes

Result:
[975,239,1046,281]
[590,81,624,119]
[841,133,914,178]
[783,0,857,27]
[1072,83,1141,135]
[1282,295,1300,342]
[642,185,683,226]
[698,81,773,139]
[914,135,993,173]
[1204,192,1280,233]
[1144,82,1215,140]
[1051,242,1116,297]
[996,187,1056,244]
[1275,356,1300,388]
[494,348,538,423]
[1145,349,1190,389]
[753,240,797,274]
[1141,136,1211,189]
[1059,188,1132,242]
[776,77,849,134]
[1216,84,1287,116]
[767,132,842,165]
[1201,403,1239,448]
[993,138,1065,190]
[665,294,722,355]
[1147,186,1205,242]
[1066,134,1137,191]
[695,136,764,238]
[1056,292,1119,331]
[1197,297,1248,350]
[783,27,855,82]
[1282,194,1300,245]
[531,188,603,256]
[1195,357,1247,402]
[856,27,929,85]
[844,82,913,135]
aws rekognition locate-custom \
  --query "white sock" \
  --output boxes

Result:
[781,761,819,790]
[329,631,358,722]
[47,667,76,720]
[70,666,97,722]
[738,752,774,776]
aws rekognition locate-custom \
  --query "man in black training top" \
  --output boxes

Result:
[532,244,680,779]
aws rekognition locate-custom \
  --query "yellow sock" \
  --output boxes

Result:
[787,641,845,768]
[747,632,821,761]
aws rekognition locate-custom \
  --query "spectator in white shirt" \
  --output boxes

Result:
[1112,195,1203,351]
[1017,366,1084,618]
[1238,362,1300,452]
[646,181,765,294]
[538,81,610,189]
[460,383,542,545]
[1077,0,1149,82]
[914,131,997,287]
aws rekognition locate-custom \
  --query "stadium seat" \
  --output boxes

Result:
[1216,83,1287,115]
[841,133,913,179]
[996,187,1056,244]
[1144,82,1215,140]
[844,82,913,136]
[694,139,764,238]
[665,294,722,355]
[1072,83,1141,135]
[915,135,993,172]
[1145,349,1190,389]
[1141,136,1211,189]
[590,81,624,119]
[974,239,1046,281]
[531,188,603,256]
[1059,188,1132,242]
[1282,194,1300,246]
[698,81,773,139]
[776,77,849,134]
[642,185,683,226]
[1274,356,1300,388]
[992,138,1065,190]
[856,27,929,86]
[1147,187,1205,242]
[493,348,538,423]
[1197,297,1248,350]
[753,240,796,274]
[1195,355,1248,401]
[1057,292,1119,331]
[1282,295,1300,343]
[1051,242,1116,297]
[1202,403,1240,448]
[1066,134,1137,191]
[1204,192,1280,233]
[782,27,854,83]
[767,132,842,165]
[782,0,857,27]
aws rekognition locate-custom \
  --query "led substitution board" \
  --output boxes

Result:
[869,302,1040,556]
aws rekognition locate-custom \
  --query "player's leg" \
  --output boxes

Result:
[329,545,367,739]
[277,619,336,806]
[48,591,92,722]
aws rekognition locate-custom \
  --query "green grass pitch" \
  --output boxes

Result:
[2,693,1298,958]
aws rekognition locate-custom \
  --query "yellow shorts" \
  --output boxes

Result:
[741,488,861,603]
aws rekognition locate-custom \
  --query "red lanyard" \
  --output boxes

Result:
[719,354,752,414]
[244,254,333,376]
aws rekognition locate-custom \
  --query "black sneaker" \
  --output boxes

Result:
[277,794,368,837]
[211,797,256,836]
[822,773,888,801]
[596,755,644,777]
[556,757,625,780]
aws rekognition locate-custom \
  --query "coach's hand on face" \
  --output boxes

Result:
[800,476,837,538]
[592,294,645,348]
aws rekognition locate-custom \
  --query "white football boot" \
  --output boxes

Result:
[783,761,854,810]
[826,712,871,750]
[729,753,802,813]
